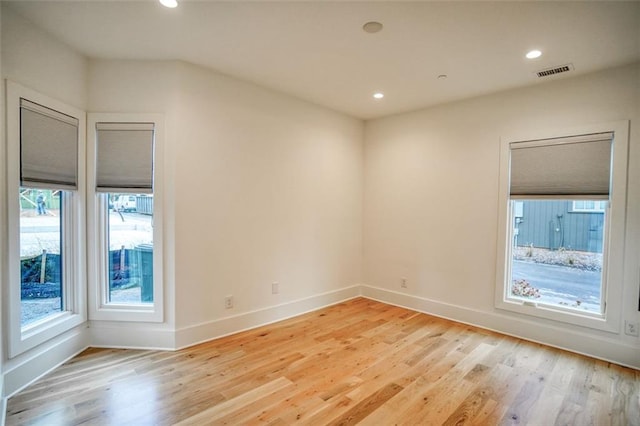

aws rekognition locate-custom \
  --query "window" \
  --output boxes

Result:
[20,188,64,326]
[6,81,86,357]
[571,200,607,213]
[87,114,163,322]
[106,193,154,304]
[509,199,605,313]
[495,123,629,332]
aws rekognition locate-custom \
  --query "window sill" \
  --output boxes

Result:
[90,303,163,323]
[495,298,618,334]
[10,311,86,358]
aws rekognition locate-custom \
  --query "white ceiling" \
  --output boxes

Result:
[4,0,640,119]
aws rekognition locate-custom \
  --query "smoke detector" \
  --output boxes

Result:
[363,22,383,34]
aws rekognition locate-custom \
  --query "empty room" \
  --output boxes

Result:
[0,1,639,424]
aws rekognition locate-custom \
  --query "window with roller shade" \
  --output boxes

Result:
[495,124,629,331]
[87,114,163,322]
[97,123,154,306]
[19,101,79,327]
[509,133,611,314]
[7,81,86,357]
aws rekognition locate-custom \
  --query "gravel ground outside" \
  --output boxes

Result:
[513,246,602,272]
[20,210,152,325]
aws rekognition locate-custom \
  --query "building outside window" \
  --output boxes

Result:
[510,199,605,312]
[571,200,607,213]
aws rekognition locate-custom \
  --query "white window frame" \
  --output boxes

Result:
[495,121,629,333]
[5,81,87,357]
[87,113,164,323]
[571,200,607,213]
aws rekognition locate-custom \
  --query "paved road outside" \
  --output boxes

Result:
[512,260,601,312]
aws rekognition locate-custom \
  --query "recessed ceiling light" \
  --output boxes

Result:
[159,0,178,8]
[363,22,383,34]
[526,50,542,59]
[373,92,384,99]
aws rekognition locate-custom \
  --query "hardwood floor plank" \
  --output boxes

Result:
[499,377,547,425]
[389,342,498,425]
[609,365,640,426]
[441,386,496,426]
[174,377,293,425]
[326,383,404,426]
[6,298,638,426]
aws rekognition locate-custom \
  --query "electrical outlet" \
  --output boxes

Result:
[272,281,279,294]
[224,295,233,309]
[624,320,639,337]
[401,278,407,288]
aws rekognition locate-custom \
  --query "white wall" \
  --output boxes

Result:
[1,6,91,397]
[363,63,640,368]
[171,62,363,343]
[87,59,180,348]
[2,5,364,394]
[87,60,364,346]
[2,1,637,405]
[1,7,87,110]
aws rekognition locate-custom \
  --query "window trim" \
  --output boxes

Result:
[5,80,87,357]
[87,113,164,323]
[495,121,629,333]
[570,200,607,213]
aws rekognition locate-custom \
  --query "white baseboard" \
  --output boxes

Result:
[88,321,176,351]
[4,283,633,410]
[0,286,360,406]
[175,285,362,349]
[3,326,89,399]
[362,285,640,370]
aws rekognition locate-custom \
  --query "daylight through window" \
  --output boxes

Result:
[94,121,156,308]
[510,199,605,312]
[505,132,613,316]
[20,188,64,326]
[8,82,86,357]
[106,193,154,304]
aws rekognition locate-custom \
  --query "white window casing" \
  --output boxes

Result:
[6,80,87,357]
[495,121,629,333]
[87,113,164,323]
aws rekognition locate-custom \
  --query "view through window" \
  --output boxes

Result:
[107,193,154,304]
[509,199,604,313]
[20,188,63,326]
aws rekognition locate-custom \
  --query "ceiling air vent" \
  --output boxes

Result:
[536,64,574,78]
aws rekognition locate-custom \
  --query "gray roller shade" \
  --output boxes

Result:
[96,122,154,193]
[510,132,613,197]
[20,99,79,189]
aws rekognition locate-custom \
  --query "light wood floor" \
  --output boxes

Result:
[6,298,640,425]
